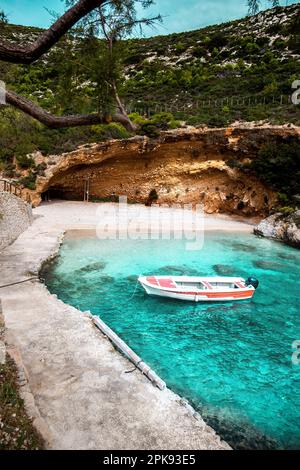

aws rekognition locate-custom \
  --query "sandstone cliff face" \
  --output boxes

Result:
[28,126,299,216]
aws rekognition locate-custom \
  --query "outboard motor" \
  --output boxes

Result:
[245,277,259,289]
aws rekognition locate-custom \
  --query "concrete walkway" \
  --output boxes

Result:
[0,201,241,450]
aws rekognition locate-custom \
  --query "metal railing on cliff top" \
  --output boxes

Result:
[0,179,22,198]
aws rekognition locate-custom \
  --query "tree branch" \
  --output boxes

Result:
[5,89,135,131]
[0,0,108,64]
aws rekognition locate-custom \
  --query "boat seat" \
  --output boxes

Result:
[235,282,245,289]
[158,278,177,289]
[146,276,159,286]
[201,281,213,289]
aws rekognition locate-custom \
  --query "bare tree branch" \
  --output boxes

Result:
[248,0,280,15]
[0,0,108,64]
[5,89,135,131]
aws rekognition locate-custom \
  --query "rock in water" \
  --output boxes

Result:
[253,260,289,272]
[76,261,107,274]
[158,265,200,275]
[213,264,235,275]
[254,212,300,248]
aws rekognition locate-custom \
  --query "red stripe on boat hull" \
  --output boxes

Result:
[162,289,254,299]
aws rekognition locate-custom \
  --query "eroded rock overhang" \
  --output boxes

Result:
[29,126,299,216]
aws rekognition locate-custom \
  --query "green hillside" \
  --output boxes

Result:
[123,3,300,125]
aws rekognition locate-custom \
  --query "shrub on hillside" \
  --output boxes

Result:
[168,119,181,129]
[16,154,36,169]
[92,123,131,140]
[266,23,283,35]
[2,162,16,178]
[174,41,188,54]
[287,35,300,54]
[136,112,181,137]
[186,115,203,126]
[36,162,47,176]
[206,115,229,128]
[19,171,37,190]
[139,122,160,138]
[151,112,175,130]
[128,112,148,125]
[192,46,207,58]
[278,206,295,216]
[273,38,286,50]
[256,36,269,47]
[207,32,228,50]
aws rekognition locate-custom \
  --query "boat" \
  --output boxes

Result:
[138,275,259,302]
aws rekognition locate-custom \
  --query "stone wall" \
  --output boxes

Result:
[0,192,33,251]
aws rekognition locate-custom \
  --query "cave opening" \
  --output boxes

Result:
[41,186,84,201]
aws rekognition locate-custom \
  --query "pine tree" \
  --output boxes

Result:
[64,1,162,129]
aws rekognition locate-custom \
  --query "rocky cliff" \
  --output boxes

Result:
[254,211,300,248]
[26,125,299,219]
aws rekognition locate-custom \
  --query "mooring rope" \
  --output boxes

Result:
[128,276,141,300]
[0,277,39,290]
[124,359,143,374]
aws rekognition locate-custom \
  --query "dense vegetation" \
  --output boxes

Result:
[227,139,300,210]
[0,4,299,187]
[251,140,300,196]
[123,3,300,126]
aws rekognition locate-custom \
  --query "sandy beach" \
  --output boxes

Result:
[33,200,255,233]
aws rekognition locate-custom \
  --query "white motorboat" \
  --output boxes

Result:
[138,275,259,302]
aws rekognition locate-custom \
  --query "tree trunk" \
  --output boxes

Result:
[5,89,134,131]
[0,0,137,133]
[112,81,136,131]
[106,36,135,132]
[0,0,107,64]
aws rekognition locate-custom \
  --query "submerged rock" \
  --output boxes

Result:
[253,260,289,272]
[277,252,295,261]
[230,242,257,253]
[254,212,300,248]
[99,275,114,283]
[75,261,107,274]
[126,275,138,282]
[158,265,200,276]
[213,264,235,275]
[198,405,279,450]
[219,240,257,253]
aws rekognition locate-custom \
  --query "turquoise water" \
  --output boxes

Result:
[42,231,300,449]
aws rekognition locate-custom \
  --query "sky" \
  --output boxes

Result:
[0,0,298,36]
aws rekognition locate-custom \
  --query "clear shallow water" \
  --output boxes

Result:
[42,231,300,449]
